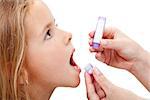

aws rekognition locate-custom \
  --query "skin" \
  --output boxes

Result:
[85,27,150,100]
[85,67,144,100]
[24,0,80,100]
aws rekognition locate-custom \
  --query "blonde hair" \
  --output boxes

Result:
[0,0,32,99]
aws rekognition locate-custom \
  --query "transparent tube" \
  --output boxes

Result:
[93,16,106,49]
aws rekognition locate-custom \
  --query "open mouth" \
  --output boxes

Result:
[69,49,81,72]
[70,51,77,66]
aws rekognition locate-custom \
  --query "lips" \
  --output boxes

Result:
[69,49,81,72]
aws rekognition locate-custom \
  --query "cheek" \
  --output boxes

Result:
[25,44,68,84]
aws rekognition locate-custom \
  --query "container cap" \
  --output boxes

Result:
[93,43,100,49]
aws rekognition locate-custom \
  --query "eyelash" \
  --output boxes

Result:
[44,29,52,40]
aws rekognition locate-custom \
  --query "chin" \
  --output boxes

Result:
[68,76,80,88]
[61,76,80,88]
[72,79,80,88]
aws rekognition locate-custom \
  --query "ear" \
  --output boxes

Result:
[18,67,29,85]
[24,68,29,85]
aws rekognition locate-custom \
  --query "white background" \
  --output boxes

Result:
[43,0,150,99]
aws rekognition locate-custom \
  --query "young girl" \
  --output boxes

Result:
[0,0,81,100]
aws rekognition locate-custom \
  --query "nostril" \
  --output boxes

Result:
[64,32,72,45]
[69,36,72,41]
[68,33,72,42]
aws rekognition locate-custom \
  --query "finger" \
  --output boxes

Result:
[103,49,111,65]
[95,52,105,62]
[94,80,106,98]
[89,38,93,46]
[103,27,118,39]
[93,67,111,92]
[84,72,99,100]
[96,88,106,99]
[89,31,95,38]
[98,46,104,52]
[100,39,122,50]
[84,72,93,89]
[89,47,96,52]
[101,98,106,100]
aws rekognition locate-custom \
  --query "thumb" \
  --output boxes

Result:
[101,39,122,50]
[92,67,111,93]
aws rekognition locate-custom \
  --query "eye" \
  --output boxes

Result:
[44,29,52,40]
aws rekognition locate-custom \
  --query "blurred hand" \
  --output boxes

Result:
[84,67,144,100]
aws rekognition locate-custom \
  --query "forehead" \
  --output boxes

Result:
[25,0,54,37]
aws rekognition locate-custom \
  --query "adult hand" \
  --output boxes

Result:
[84,67,144,100]
[89,27,150,91]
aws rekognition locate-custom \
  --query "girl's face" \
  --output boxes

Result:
[24,0,81,88]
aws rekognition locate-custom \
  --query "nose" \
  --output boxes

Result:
[64,32,72,45]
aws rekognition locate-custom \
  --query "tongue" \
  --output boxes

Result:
[70,55,81,72]
[70,55,77,66]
